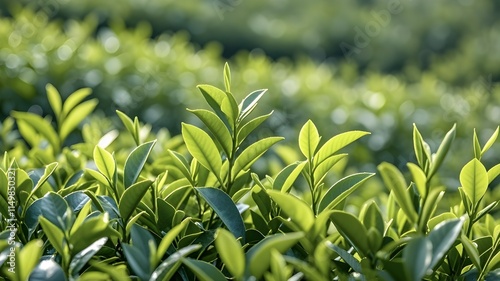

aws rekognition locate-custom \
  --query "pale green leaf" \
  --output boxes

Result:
[267,190,314,232]
[60,99,98,141]
[215,228,245,279]
[407,163,427,197]
[46,84,62,119]
[187,109,232,157]
[460,158,488,206]
[232,137,283,176]
[428,124,456,178]
[314,131,369,166]
[298,120,320,159]
[93,146,115,182]
[238,89,267,122]
[62,88,92,117]
[182,123,222,182]
[481,126,499,155]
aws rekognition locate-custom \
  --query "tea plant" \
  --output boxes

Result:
[1,65,499,280]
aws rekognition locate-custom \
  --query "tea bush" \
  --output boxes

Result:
[1,65,500,280]
[1,9,500,175]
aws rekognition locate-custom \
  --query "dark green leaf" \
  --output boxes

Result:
[69,237,107,276]
[427,218,464,270]
[29,260,66,281]
[330,211,370,257]
[403,237,432,281]
[124,140,156,188]
[196,187,246,242]
[150,245,202,281]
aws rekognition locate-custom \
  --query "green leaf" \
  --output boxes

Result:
[93,146,115,182]
[318,173,375,213]
[330,210,371,257]
[196,187,246,242]
[428,124,456,178]
[182,258,227,281]
[299,120,321,159]
[363,201,385,236]
[314,131,370,166]
[124,140,156,188]
[427,218,464,270]
[238,89,267,122]
[187,109,232,157]
[224,62,231,92]
[26,162,58,204]
[215,228,245,279]
[11,111,60,150]
[182,123,222,182]
[273,161,306,193]
[378,162,418,224]
[150,245,202,281]
[460,158,488,207]
[122,243,150,280]
[197,85,230,129]
[62,87,92,117]
[155,218,191,266]
[473,129,482,160]
[69,237,107,276]
[487,163,500,184]
[116,110,139,145]
[313,154,347,186]
[246,232,304,280]
[326,242,362,273]
[267,190,315,232]
[31,192,69,232]
[413,124,431,171]
[69,213,120,256]
[481,126,499,155]
[46,84,62,119]
[119,180,153,222]
[403,237,432,281]
[232,137,284,176]
[407,163,427,198]
[236,112,272,145]
[60,99,98,141]
[461,234,482,271]
[39,216,67,259]
[18,240,44,281]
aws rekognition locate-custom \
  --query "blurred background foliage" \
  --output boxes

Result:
[1,0,500,181]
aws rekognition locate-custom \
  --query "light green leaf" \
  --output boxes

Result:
[187,109,233,157]
[482,126,499,155]
[39,216,67,260]
[461,234,482,271]
[69,213,120,256]
[221,92,239,128]
[273,161,306,193]
[298,120,320,159]
[46,84,62,119]
[413,124,431,171]
[318,172,375,213]
[197,85,230,129]
[150,245,202,281]
[428,124,456,178]
[246,232,304,279]
[196,187,246,242]
[62,87,92,117]
[378,162,418,224]
[314,131,370,166]
[232,137,284,176]
[473,129,482,160]
[326,242,362,273]
[238,89,267,122]
[11,111,60,150]
[182,258,227,281]
[119,180,153,222]
[93,146,115,182]
[155,218,191,266]
[427,218,464,270]
[313,154,347,186]
[26,162,58,204]
[18,240,44,281]
[460,158,488,206]
[487,163,500,184]
[116,110,139,145]
[60,99,98,141]
[407,163,427,198]
[267,190,314,232]
[124,140,156,188]
[330,210,370,257]
[224,62,231,92]
[216,228,245,279]
[236,111,273,145]
[403,237,432,281]
[182,123,222,182]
